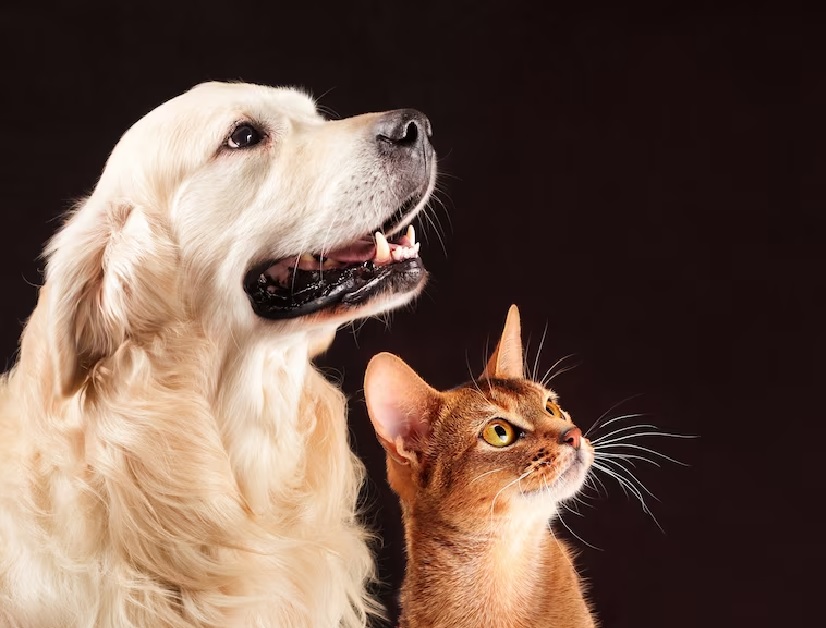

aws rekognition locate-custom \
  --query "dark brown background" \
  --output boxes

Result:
[0,2,822,626]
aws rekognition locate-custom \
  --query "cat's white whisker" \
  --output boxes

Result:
[543,361,582,385]
[556,504,603,551]
[592,461,664,533]
[594,430,697,444]
[594,452,662,467]
[590,423,662,443]
[584,394,646,438]
[593,462,631,499]
[469,467,507,484]
[594,442,689,466]
[539,353,578,387]
[586,468,609,497]
[530,322,549,382]
[597,457,659,502]
[489,470,532,520]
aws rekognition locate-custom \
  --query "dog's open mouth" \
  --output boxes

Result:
[243,224,426,320]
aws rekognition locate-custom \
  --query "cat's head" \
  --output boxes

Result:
[364,305,593,523]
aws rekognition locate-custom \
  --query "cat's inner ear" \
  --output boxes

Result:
[364,352,439,464]
[481,304,525,380]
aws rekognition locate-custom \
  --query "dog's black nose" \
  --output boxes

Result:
[375,109,432,156]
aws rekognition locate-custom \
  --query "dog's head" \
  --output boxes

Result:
[41,81,436,394]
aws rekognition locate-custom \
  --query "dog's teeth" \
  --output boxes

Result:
[407,225,416,246]
[412,242,420,256]
[374,232,391,262]
[299,254,316,264]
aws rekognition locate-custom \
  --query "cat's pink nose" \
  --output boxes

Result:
[559,427,582,450]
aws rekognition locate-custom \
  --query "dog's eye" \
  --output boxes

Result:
[227,124,262,149]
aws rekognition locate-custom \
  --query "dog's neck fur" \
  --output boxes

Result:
[214,329,327,512]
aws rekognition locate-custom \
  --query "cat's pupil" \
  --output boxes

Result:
[495,425,507,440]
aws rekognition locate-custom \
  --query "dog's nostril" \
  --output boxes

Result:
[377,120,419,146]
[399,121,418,146]
[375,109,431,151]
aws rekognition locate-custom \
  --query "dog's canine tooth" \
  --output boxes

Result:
[407,225,416,246]
[375,232,391,262]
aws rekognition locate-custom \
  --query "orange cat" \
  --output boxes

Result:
[364,305,597,628]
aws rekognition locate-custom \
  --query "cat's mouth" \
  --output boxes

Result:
[525,451,592,500]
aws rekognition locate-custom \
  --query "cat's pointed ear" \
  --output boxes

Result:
[481,304,524,380]
[364,352,439,465]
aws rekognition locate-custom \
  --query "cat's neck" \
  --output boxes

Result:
[399,505,594,628]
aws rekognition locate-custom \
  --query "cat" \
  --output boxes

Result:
[364,305,597,628]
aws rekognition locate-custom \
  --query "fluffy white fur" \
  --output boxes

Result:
[0,82,434,627]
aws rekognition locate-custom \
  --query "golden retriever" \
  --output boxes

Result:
[0,81,436,627]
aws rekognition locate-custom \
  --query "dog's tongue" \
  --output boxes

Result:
[326,238,376,262]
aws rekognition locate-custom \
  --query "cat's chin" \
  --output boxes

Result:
[523,455,592,505]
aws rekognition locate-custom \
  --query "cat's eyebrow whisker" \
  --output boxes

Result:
[539,353,578,387]
[594,442,689,466]
[590,423,662,443]
[464,352,483,395]
[530,322,549,382]
[584,393,646,437]
[542,361,582,386]
[469,467,506,484]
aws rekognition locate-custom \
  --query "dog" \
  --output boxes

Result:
[0,81,436,627]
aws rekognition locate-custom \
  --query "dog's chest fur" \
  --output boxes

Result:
[0,319,374,628]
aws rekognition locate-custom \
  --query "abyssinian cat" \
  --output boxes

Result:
[364,305,596,628]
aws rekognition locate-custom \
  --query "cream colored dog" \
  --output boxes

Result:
[0,81,436,627]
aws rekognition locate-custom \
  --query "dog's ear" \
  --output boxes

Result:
[481,304,524,380]
[43,195,176,396]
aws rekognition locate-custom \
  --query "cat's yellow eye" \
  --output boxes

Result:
[545,399,563,418]
[481,419,518,448]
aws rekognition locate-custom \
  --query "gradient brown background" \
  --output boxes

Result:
[0,2,821,626]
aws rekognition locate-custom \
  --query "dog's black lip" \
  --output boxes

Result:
[243,258,426,320]
[243,189,429,320]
